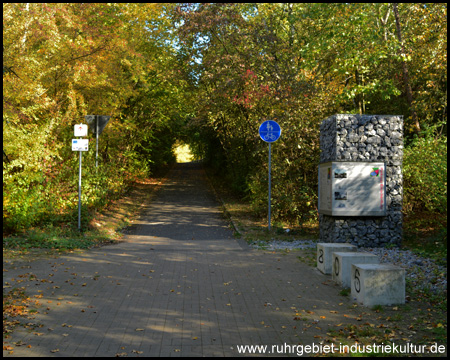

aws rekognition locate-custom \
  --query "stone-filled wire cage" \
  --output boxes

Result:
[319,114,403,247]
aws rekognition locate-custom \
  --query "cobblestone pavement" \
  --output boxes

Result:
[3,163,372,357]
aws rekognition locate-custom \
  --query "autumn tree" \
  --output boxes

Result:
[174,3,446,225]
[3,3,190,231]
[3,3,446,231]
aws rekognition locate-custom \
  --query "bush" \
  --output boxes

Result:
[403,136,447,214]
[3,142,145,233]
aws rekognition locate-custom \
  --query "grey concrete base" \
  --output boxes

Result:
[332,252,379,288]
[317,243,357,274]
[351,264,406,307]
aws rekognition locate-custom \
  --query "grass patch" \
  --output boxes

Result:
[3,173,168,260]
[403,211,447,265]
[3,226,115,257]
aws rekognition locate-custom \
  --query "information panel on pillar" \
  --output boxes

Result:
[318,162,386,216]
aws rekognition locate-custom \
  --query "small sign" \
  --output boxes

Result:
[259,120,281,143]
[74,124,88,137]
[72,139,89,151]
[85,115,111,136]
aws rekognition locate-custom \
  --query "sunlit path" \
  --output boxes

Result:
[3,163,375,357]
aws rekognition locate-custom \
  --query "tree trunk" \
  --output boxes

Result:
[355,67,363,115]
[393,3,420,135]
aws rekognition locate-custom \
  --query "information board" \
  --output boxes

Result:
[72,139,89,151]
[318,162,386,216]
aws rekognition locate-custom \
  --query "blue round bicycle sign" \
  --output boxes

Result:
[259,120,281,143]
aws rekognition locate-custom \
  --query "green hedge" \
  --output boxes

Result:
[403,136,447,214]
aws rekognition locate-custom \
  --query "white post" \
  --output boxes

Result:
[95,115,99,168]
[78,148,82,231]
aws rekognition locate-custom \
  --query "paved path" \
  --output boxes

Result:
[3,163,370,357]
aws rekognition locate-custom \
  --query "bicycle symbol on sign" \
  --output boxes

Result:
[264,132,278,141]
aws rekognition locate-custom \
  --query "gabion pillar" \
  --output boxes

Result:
[319,114,403,247]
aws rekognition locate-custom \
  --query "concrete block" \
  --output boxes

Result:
[351,264,405,307]
[317,243,357,274]
[332,252,379,288]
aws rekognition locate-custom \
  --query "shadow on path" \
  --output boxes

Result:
[3,163,373,357]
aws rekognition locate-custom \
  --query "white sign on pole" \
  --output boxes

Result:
[74,123,88,137]
[72,139,89,151]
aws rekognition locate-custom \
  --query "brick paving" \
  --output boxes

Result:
[3,163,370,357]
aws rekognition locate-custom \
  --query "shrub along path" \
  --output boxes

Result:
[3,163,443,357]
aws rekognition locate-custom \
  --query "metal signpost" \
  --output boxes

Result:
[73,124,89,231]
[85,115,111,168]
[72,117,110,231]
[259,120,281,230]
